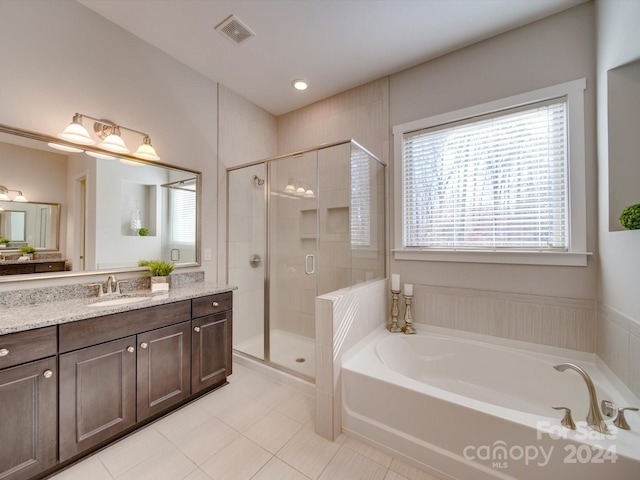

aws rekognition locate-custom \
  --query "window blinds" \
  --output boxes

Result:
[402,98,568,251]
[350,148,371,247]
[169,182,196,243]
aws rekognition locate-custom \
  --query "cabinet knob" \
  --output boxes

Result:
[43,370,53,379]
[193,326,201,333]
[0,348,8,357]
[140,342,148,349]
[127,346,135,353]
[212,302,219,307]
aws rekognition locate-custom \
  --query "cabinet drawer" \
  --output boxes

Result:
[59,300,191,353]
[192,292,232,318]
[0,326,57,369]
[34,261,65,273]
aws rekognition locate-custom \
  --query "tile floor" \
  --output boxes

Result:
[49,364,440,480]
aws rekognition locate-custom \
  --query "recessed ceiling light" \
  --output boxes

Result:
[292,79,308,91]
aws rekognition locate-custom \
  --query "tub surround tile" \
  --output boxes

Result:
[629,333,640,400]
[597,307,630,385]
[412,284,596,352]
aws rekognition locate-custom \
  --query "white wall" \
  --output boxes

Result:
[0,0,217,287]
[595,0,640,398]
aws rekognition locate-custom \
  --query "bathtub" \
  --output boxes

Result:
[342,325,640,480]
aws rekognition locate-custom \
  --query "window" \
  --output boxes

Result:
[350,146,371,247]
[167,180,196,244]
[393,79,588,266]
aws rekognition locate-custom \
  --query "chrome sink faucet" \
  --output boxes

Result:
[90,275,127,298]
[554,363,610,434]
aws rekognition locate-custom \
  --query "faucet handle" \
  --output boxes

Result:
[88,283,105,297]
[553,406,576,430]
[115,280,129,295]
[614,407,639,430]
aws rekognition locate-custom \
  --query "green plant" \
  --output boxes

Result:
[138,259,174,276]
[0,238,9,244]
[619,203,640,230]
[138,227,149,236]
[19,246,36,254]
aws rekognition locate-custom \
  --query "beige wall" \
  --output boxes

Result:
[595,0,640,398]
[0,0,217,289]
[389,2,597,300]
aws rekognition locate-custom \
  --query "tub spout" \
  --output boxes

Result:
[553,363,610,434]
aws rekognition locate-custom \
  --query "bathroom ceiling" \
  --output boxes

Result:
[77,0,587,116]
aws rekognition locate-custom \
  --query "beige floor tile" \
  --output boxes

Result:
[200,435,271,480]
[182,469,213,480]
[318,447,388,480]
[340,435,393,468]
[244,409,304,454]
[169,416,240,465]
[114,448,196,480]
[98,427,177,478]
[48,455,113,480]
[153,401,215,441]
[277,427,341,479]
[384,471,411,480]
[216,397,272,432]
[276,391,315,425]
[252,457,311,480]
[389,458,441,480]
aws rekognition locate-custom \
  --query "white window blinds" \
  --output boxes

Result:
[351,148,371,247]
[169,182,196,243]
[402,98,568,251]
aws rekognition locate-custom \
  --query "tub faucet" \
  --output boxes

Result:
[553,363,610,434]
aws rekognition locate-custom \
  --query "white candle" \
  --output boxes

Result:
[391,274,400,291]
[404,283,413,296]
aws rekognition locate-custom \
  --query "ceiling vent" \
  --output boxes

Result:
[215,15,255,46]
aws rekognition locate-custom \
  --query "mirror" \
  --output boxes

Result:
[0,203,60,247]
[0,124,200,280]
[608,58,640,231]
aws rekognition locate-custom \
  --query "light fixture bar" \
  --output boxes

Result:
[0,185,28,202]
[57,113,160,160]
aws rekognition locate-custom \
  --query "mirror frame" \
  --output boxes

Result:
[0,123,202,283]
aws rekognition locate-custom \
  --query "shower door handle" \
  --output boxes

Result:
[304,254,315,275]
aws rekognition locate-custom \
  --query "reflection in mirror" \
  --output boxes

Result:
[608,58,640,231]
[0,203,60,247]
[0,125,200,280]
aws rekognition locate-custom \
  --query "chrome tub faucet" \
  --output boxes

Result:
[553,363,610,434]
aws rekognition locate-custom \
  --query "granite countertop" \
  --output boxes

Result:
[0,281,236,335]
[0,258,66,265]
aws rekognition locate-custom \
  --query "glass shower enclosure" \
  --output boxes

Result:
[227,140,385,380]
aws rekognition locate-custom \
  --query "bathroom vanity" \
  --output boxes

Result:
[0,283,233,480]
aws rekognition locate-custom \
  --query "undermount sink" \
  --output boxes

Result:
[87,296,151,307]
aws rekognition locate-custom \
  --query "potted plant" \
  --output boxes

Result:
[19,245,36,260]
[619,203,640,230]
[0,238,9,248]
[138,259,174,293]
[138,227,149,236]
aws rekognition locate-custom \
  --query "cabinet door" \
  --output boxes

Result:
[192,312,230,393]
[59,336,136,461]
[137,322,191,421]
[0,357,57,480]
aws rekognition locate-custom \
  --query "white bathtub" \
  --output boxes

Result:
[342,325,640,480]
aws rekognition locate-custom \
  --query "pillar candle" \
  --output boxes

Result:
[391,274,400,291]
[404,283,413,296]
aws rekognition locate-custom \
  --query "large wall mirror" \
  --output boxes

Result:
[608,58,640,231]
[0,125,200,281]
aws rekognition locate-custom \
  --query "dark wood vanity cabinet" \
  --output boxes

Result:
[0,261,65,276]
[0,327,57,480]
[57,292,232,464]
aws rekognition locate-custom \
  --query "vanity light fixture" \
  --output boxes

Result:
[0,186,27,202]
[46,142,84,153]
[292,79,308,91]
[56,113,160,161]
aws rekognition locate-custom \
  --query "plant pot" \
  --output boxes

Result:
[151,275,170,294]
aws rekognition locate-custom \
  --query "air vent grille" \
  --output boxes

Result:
[215,15,255,46]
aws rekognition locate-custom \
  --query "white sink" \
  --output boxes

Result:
[87,296,151,307]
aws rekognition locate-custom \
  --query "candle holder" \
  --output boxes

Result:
[388,290,402,333]
[402,294,416,334]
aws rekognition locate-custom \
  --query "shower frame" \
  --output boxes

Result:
[227,139,385,380]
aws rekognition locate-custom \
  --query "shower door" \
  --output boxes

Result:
[268,151,318,378]
[228,164,266,361]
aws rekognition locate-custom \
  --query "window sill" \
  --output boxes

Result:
[392,249,591,266]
